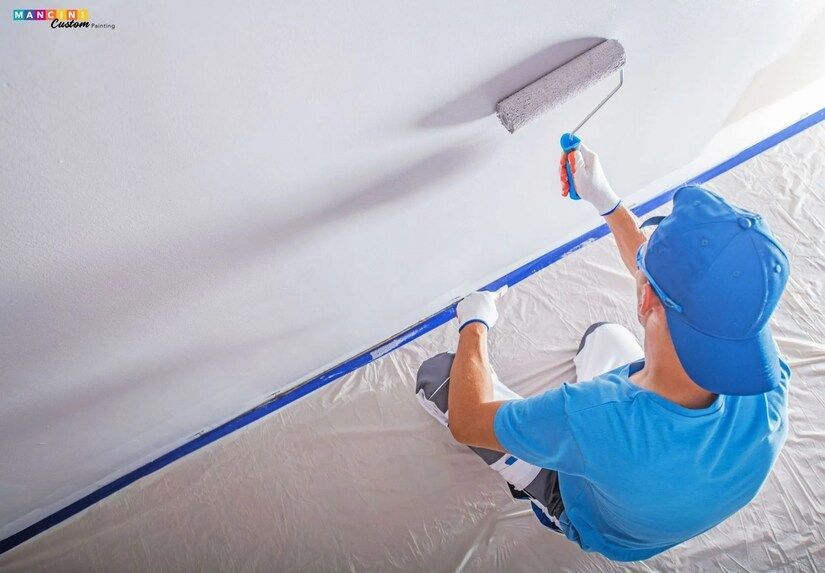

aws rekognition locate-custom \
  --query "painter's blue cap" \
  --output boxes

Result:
[636,186,789,395]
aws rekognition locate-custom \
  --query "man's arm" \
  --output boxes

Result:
[604,206,647,276]
[560,144,646,276]
[448,322,505,451]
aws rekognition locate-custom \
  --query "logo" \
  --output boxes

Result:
[12,8,115,29]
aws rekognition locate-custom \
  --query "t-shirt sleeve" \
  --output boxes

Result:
[493,385,584,473]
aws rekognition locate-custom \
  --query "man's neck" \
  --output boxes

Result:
[632,335,718,410]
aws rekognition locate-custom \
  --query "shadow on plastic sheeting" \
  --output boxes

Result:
[418,37,605,128]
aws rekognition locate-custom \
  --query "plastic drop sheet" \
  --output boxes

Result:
[2,125,824,572]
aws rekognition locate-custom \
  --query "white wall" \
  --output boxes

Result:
[1,0,823,539]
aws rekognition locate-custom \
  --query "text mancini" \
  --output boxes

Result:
[12,9,90,27]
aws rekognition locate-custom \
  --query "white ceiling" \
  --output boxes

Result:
[1,0,823,540]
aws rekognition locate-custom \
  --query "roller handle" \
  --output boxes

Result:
[560,133,581,200]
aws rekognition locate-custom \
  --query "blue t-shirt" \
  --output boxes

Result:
[494,359,789,562]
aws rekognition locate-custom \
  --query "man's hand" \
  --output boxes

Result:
[560,143,621,216]
[455,287,508,332]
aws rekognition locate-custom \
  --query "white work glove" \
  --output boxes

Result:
[456,287,508,332]
[560,143,621,216]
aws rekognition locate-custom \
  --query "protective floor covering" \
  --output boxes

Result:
[2,125,824,572]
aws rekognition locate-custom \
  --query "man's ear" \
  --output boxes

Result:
[640,282,661,316]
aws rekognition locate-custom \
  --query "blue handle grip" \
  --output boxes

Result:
[560,133,581,200]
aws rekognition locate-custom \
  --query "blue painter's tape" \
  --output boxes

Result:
[2,106,824,556]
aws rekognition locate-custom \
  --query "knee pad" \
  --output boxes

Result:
[415,352,455,426]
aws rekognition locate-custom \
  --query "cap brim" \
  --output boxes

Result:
[665,309,782,395]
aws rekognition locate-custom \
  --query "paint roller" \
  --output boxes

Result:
[496,39,626,200]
